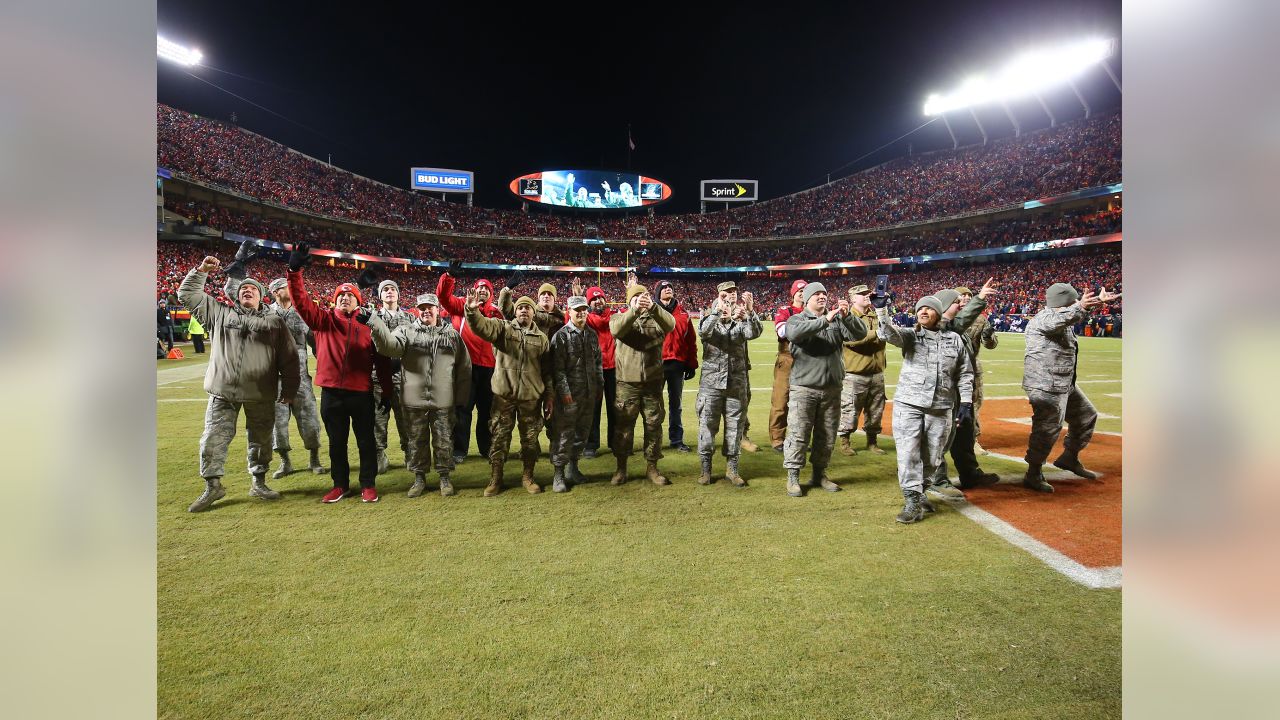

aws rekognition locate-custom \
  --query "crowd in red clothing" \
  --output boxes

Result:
[158,102,1120,242]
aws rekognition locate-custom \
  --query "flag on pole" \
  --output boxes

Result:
[628,125,636,151]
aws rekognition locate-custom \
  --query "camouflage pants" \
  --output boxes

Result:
[273,366,321,452]
[783,384,840,471]
[199,395,275,480]
[403,406,455,475]
[837,371,885,438]
[892,401,952,493]
[488,394,544,469]
[768,352,793,447]
[1024,387,1097,466]
[374,374,408,453]
[696,382,748,459]
[614,377,665,462]
[550,391,597,467]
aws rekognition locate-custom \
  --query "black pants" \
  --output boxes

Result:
[454,365,494,458]
[950,415,984,482]
[663,360,687,445]
[587,368,617,451]
[320,387,377,490]
[158,326,174,351]
[191,334,205,354]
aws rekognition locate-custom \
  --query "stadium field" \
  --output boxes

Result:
[158,325,1121,719]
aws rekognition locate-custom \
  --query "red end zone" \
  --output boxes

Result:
[885,397,1121,568]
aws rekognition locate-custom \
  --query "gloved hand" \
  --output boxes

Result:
[223,260,248,281]
[287,241,312,271]
[448,260,463,273]
[234,240,262,264]
[355,307,373,325]
[981,324,996,341]
[870,292,889,309]
[683,368,696,381]
[956,402,974,427]
[378,394,392,413]
[507,269,525,288]
[357,268,379,293]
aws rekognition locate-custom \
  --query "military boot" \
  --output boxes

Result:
[249,474,282,500]
[837,435,856,457]
[567,458,588,485]
[484,464,503,497]
[187,477,225,512]
[407,473,427,498]
[1053,451,1098,480]
[438,473,456,497]
[726,456,746,488]
[611,457,628,485]
[377,449,390,474]
[521,458,542,494]
[647,462,670,486]
[959,471,1001,488]
[814,466,841,492]
[926,471,966,500]
[1022,464,1054,493]
[739,436,759,453]
[786,468,804,497]
[698,456,713,485]
[865,435,886,455]
[272,450,294,479]
[552,466,568,493]
[308,448,327,474]
[896,489,925,524]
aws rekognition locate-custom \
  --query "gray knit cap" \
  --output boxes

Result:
[801,282,827,304]
[238,278,267,299]
[378,279,400,295]
[914,296,945,315]
[934,288,960,310]
[268,278,288,294]
[1046,283,1079,308]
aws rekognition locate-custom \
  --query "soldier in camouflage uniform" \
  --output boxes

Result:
[955,286,999,455]
[695,281,762,487]
[465,289,553,496]
[369,293,472,497]
[610,282,676,485]
[837,284,887,457]
[548,296,604,493]
[1021,283,1120,492]
[224,267,327,479]
[783,282,868,497]
[874,294,974,523]
[370,279,412,474]
[181,256,300,512]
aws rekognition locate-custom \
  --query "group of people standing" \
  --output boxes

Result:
[176,240,1118,524]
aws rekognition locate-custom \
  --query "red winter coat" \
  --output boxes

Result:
[660,301,698,370]
[585,306,616,370]
[288,269,392,395]
[436,274,503,368]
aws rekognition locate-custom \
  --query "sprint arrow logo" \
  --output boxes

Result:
[734,183,746,197]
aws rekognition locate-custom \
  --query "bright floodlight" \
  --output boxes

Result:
[924,38,1113,116]
[158,36,203,66]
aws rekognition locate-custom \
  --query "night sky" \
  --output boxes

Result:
[157,1,1121,215]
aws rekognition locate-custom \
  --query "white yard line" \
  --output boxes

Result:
[157,360,210,386]
[951,502,1122,589]
[158,398,209,403]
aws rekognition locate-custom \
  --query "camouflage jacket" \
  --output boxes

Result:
[876,307,973,410]
[697,307,762,390]
[368,314,472,411]
[1022,304,1087,393]
[610,304,675,383]
[465,306,552,401]
[550,321,603,403]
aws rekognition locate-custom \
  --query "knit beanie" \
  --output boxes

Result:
[538,283,557,298]
[239,278,267,299]
[915,296,945,315]
[626,284,647,303]
[934,288,960,310]
[377,279,399,297]
[801,282,826,304]
[1046,283,1079,308]
[514,295,537,310]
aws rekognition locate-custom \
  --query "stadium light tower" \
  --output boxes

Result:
[157,36,203,66]
[924,38,1116,147]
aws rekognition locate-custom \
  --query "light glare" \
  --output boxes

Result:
[924,38,1113,116]
[157,36,202,67]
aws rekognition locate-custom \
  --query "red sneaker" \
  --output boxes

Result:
[361,487,380,503]
[321,488,347,504]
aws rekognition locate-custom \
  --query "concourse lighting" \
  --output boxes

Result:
[158,36,203,66]
[924,38,1113,116]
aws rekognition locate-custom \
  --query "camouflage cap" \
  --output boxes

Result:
[717,280,738,292]
[566,295,589,310]
[416,293,439,307]
[268,278,288,294]
[848,284,871,295]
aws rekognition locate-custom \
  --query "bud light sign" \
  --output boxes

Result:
[410,167,475,194]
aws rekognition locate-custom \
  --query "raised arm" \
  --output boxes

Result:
[367,314,407,359]
[178,259,230,329]
[785,312,830,344]
[874,306,913,350]
[287,268,333,332]
[497,286,514,320]
[436,273,465,317]
[951,295,988,334]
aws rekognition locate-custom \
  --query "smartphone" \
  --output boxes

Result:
[874,274,890,296]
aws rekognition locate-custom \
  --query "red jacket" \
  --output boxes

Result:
[436,273,503,368]
[660,301,698,370]
[585,307,616,370]
[774,303,804,351]
[288,270,392,395]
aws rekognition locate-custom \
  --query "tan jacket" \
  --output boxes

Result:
[466,306,551,401]
[369,315,471,410]
[609,304,675,383]
[842,308,887,375]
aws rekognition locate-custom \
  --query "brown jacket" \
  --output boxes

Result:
[842,308,887,375]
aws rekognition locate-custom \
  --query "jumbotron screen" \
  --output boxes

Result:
[509,170,673,209]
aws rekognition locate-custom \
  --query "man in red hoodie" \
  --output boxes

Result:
[655,280,698,452]
[436,271,503,464]
[580,283,616,458]
[286,243,394,504]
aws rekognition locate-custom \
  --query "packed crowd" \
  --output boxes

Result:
[168,195,1121,269]
[158,103,1120,242]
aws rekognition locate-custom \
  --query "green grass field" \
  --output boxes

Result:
[158,326,1122,719]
